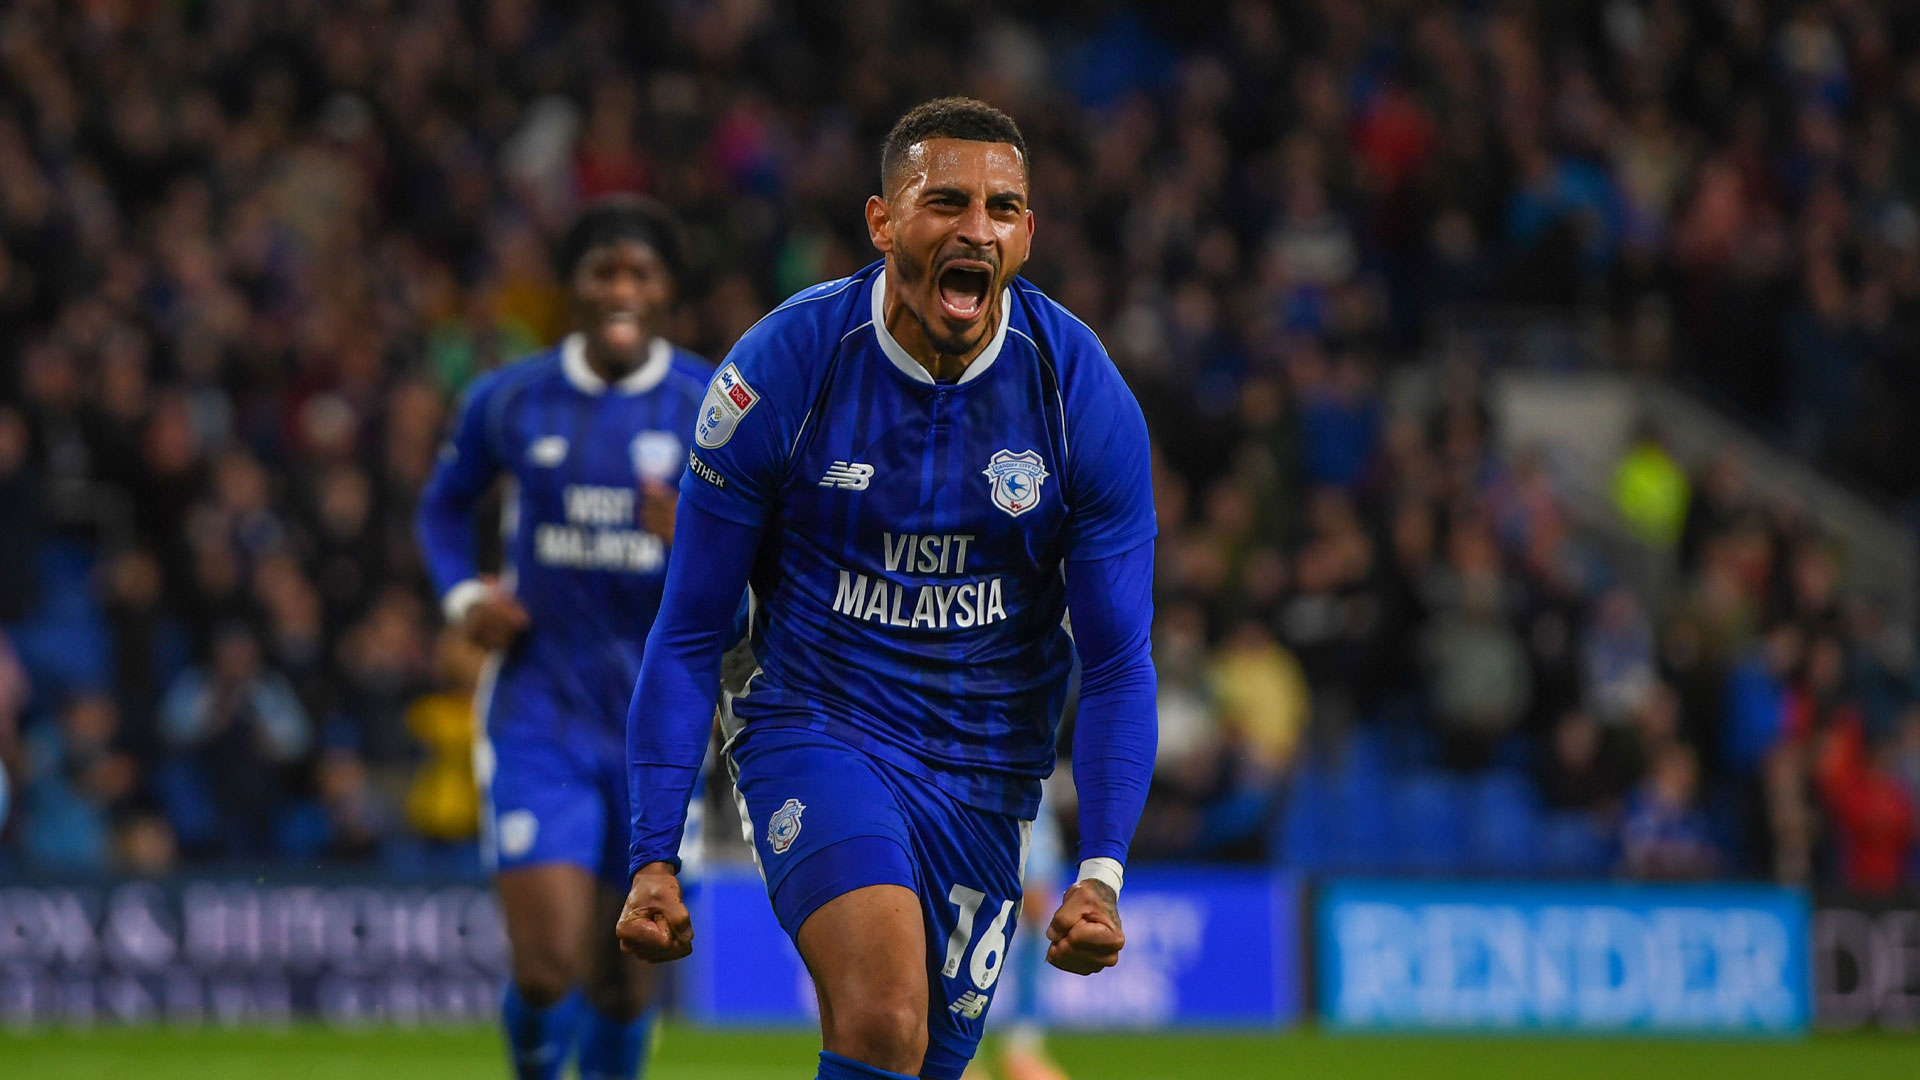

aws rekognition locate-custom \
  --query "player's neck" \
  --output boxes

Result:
[882,282,996,383]
[583,338,651,384]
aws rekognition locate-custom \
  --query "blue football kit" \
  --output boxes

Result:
[625,261,1159,1079]
[416,334,711,886]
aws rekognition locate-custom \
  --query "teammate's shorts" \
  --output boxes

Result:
[478,729,632,888]
[479,728,706,891]
[729,726,1030,1080]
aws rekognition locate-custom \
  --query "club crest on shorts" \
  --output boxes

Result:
[982,449,1048,517]
[497,809,539,859]
[767,797,806,855]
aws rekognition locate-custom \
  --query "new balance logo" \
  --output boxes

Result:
[818,461,875,491]
[948,990,990,1019]
[527,436,568,466]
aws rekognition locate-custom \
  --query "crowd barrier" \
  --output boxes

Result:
[0,880,505,1025]
[685,865,1300,1028]
[1812,894,1920,1030]
[3,869,1914,1033]
[1315,880,1809,1034]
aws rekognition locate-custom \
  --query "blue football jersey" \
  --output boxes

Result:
[681,261,1156,818]
[420,335,712,745]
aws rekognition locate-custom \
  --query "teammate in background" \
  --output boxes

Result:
[617,98,1159,1080]
[417,198,710,1080]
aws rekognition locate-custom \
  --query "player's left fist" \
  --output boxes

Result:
[616,862,695,963]
[1044,880,1124,976]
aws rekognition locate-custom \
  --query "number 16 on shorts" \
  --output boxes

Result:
[942,884,1015,989]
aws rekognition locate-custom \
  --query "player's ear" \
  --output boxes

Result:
[865,194,893,254]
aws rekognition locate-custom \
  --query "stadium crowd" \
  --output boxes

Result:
[0,0,1917,893]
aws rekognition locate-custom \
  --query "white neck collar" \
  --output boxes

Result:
[870,269,1010,386]
[561,333,672,395]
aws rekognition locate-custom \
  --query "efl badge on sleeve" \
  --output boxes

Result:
[695,363,759,449]
[983,449,1049,518]
[767,797,806,855]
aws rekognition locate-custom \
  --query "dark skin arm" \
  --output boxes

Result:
[639,480,677,544]
[1045,879,1124,975]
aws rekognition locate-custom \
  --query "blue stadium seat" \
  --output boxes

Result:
[1275,765,1332,870]
[1329,760,1397,871]
[1396,771,1468,872]
[1538,811,1615,877]
[6,540,113,702]
[1467,769,1543,873]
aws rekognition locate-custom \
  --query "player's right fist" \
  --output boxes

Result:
[459,577,530,650]
[617,862,695,963]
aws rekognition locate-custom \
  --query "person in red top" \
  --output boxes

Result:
[1814,718,1917,895]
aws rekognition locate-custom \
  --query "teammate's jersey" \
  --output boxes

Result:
[682,261,1155,819]
[419,334,711,745]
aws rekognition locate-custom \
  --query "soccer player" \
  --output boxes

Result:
[417,197,710,1080]
[617,98,1159,1080]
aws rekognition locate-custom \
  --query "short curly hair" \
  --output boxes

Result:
[880,97,1028,197]
[554,195,687,282]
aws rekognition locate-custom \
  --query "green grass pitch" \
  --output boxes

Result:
[2,1025,1915,1080]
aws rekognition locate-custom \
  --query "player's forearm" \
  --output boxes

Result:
[1063,541,1158,882]
[626,502,761,875]
[414,483,485,601]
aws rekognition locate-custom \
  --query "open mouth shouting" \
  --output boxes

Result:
[597,308,645,353]
[935,258,995,325]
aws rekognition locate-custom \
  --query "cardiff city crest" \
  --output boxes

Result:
[982,449,1049,517]
[767,797,806,855]
[630,430,683,483]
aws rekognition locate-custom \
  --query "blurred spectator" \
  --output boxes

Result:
[1621,743,1718,880]
[1611,427,1690,550]
[1422,576,1530,771]
[1537,709,1636,818]
[402,628,487,844]
[20,694,137,873]
[1813,716,1916,895]
[1583,587,1658,725]
[1210,621,1309,773]
[157,623,311,858]
[1723,622,1803,776]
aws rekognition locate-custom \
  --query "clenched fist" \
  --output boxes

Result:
[616,862,695,962]
[1045,879,1124,975]
[458,577,530,650]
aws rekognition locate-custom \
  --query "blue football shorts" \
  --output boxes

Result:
[728,726,1031,1080]
[478,722,705,891]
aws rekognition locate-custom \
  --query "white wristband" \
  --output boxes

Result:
[442,579,490,625]
[1076,857,1125,897]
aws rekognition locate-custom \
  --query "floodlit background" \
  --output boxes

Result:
[1,0,1918,1075]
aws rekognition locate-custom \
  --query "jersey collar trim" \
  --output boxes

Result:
[869,270,1011,386]
[560,333,673,395]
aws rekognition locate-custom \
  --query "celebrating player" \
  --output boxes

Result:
[617,98,1159,1080]
[417,197,710,1080]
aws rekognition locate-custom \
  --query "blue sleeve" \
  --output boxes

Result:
[416,380,504,597]
[1063,539,1157,866]
[627,502,764,876]
[1062,358,1157,563]
[677,325,807,529]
